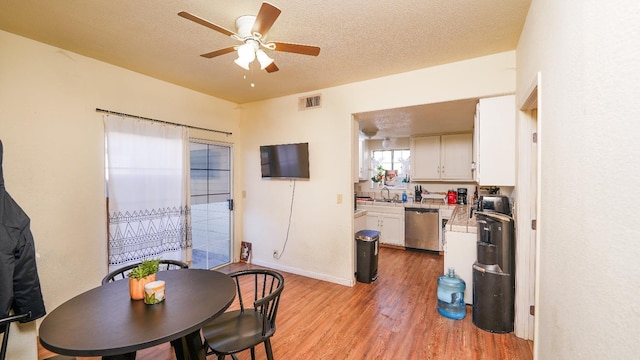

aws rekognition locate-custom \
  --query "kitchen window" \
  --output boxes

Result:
[372,149,410,188]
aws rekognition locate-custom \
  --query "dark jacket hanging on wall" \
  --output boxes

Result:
[0,140,46,330]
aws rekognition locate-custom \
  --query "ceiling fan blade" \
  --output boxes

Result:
[272,42,321,56]
[265,62,279,73]
[178,11,236,37]
[200,47,236,59]
[251,2,281,36]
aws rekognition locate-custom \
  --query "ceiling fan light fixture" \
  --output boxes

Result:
[256,49,274,69]
[179,3,320,74]
[234,43,256,70]
[234,58,252,70]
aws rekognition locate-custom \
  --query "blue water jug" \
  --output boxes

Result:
[437,267,466,320]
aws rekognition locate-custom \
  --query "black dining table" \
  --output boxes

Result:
[39,269,236,360]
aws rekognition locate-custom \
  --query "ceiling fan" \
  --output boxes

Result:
[178,2,320,73]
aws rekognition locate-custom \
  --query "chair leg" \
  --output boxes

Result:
[250,347,256,360]
[217,355,225,360]
[264,339,274,360]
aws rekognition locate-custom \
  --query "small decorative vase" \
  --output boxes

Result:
[378,182,383,189]
[144,280,166,305]
[129,273,156,300]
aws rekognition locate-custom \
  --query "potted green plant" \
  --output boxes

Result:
[371,165,385,187]
[128,259,160,300]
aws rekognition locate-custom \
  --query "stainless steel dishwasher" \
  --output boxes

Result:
[405,207,440,251]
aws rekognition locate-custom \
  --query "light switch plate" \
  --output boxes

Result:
[337,194,343,204]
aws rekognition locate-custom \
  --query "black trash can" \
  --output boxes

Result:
[355,230,379,283]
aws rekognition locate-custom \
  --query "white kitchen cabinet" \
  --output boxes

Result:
[354,212,367,233]
[358,138,369,181]
[474,95,516,186]
[443,229,476,305]
[360,205,405,247]
[353,120,371,182]
[441,133,473,180]
[410,135,440,179]
[411,133,472,181]
[353,119,360,183]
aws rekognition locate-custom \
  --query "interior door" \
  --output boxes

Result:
[189,141,233,269]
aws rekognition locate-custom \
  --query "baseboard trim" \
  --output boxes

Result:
[250,259,355,287]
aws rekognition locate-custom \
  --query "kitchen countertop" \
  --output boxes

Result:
[447,204,477,233]
[356,199,477,233]
[356,199,457,212]
[354,209,367,218]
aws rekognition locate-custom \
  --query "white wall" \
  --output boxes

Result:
[0,27,519,358]
[240,51,516,285]
[517,2,640,358]
[0,30,240,359]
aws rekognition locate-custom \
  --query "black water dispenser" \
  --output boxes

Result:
[472,211,515,333]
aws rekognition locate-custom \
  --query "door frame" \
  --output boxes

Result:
[514,72,541,340]
[188,138,235,269]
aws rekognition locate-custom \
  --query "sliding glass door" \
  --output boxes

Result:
[189,141,233,269]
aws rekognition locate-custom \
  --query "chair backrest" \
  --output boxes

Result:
[101,259,189,285]
[230,269,284,338]
[1,312,30,360]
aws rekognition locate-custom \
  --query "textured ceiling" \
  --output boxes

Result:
[0,0,530,137]
[354,97,481,139]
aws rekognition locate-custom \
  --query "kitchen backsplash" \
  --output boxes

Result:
[355,183,514,203]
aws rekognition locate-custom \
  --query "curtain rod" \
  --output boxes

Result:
[95,108,232,136]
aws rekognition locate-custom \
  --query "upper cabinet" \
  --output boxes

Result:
[353,119,371,183]
[358,137,369,181]
[411,133,473,181]
[474,95,516,186]
[410,135,441,179]
[441,134,473,180]
[353,119,360,183]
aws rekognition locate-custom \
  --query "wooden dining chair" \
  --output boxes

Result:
[1,313,75,360]
[1,312,29,360]
[101,259,189,285]
[202,269,285,360]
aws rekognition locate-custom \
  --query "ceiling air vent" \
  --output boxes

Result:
[298,94,321,111]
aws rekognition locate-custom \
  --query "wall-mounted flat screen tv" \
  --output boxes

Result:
[260,142,310,179]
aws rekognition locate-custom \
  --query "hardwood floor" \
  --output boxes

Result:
[39,247,533,360]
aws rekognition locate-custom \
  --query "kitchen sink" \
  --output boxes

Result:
[373,199,404,204]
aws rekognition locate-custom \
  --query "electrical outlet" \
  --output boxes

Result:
[273,250,278,258]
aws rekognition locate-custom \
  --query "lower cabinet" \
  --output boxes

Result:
[365,210,404,247]
[443,229,476,305]
[354,212,367,233]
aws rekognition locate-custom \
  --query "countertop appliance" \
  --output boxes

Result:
[477,195,511,216]
[405,207,440,252]
[457,188,468,204]
[447,190,457,204]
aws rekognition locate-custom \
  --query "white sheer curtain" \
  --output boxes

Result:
[104,114,191,272]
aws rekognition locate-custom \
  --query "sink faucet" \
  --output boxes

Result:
[381,186,390,200]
